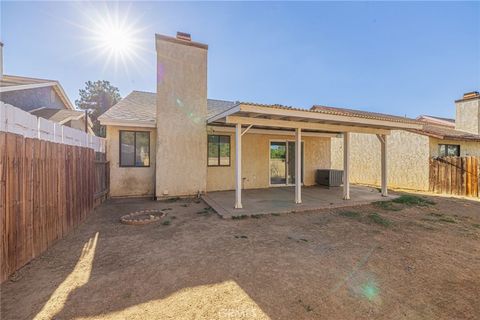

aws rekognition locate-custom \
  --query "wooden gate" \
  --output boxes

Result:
[429,156,479,197]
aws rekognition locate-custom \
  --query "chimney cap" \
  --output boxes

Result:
[176,32,191,42]
[455,91,480,103]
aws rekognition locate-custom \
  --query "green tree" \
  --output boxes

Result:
[75,80,121,137]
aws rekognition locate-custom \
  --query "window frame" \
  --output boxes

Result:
[119,130,151,168]
[207,134,231,167]
[438,144,460,157]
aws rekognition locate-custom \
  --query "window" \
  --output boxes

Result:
[438,144,460,157]
[119,131,150,167]
[208,135,230,166]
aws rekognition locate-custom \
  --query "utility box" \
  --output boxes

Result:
[316,169,343,187]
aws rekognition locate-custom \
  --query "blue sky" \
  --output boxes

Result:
[1,1,479,118]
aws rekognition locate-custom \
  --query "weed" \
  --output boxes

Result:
[234,235,248,239]
[373,201,402,211]
[251,214,262,219]
[162,220,171,226]
[429,212,444,217]
[162,208,172,211]
[392,195,435,206]
[298,299,313,312]
[166,197,181,202]
[368,213,391,227]
[271,213,281,216]
[170,216,177,219]
[300,238,308,242]
[232,215,248,220]
[180,204,189,207]
[439,216,456,223]
[472,223,480,229]
[339,211,361,218]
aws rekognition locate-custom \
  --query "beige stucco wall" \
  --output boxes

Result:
[106,125,156,197]
[207,131,331,192]
[331,130,431,191]
[429,138,480,157]
[455,98,480,135]
[155,36,208,198]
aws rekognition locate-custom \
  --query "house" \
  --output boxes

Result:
[0,42,93,134]
[99,32,425,208]
[328,92,480,191]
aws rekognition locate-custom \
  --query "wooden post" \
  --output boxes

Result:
[235,123,242,209]
[295,128,302,204]
[343,132,350,200]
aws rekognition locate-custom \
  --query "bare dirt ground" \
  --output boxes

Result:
[1,193,479,320]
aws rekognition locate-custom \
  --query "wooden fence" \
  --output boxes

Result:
[429,156,479,197]
[0,132,108,282]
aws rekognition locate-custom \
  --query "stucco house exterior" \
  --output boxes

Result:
[99,32,432,208]
[329,92,480,191]
[0,42,93,134]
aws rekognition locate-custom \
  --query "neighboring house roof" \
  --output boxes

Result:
[30,107,94,134]
[310,105,420,125]
[98,90,237,127]
[417,115,455,128]
[0,74,74,110]
[409,124,480,142]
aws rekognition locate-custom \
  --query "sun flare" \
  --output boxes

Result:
[76,3,149,73]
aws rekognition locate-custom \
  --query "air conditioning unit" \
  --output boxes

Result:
[316,169,343,187]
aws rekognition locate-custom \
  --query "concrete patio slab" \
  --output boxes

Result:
[202,185,397,218]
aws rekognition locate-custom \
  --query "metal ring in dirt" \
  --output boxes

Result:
[120,209,167,225]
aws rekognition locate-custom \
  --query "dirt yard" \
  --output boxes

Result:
[1,193,479,320]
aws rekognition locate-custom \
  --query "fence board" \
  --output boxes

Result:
[430,156,479,198]
[0,132,109,283]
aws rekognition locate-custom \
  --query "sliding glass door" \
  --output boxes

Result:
[270,141,303,185]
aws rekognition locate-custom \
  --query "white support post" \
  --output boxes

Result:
[235,123,243,209]
[343,132,350,200]
[295,128,302,204]
[380,134,388,197]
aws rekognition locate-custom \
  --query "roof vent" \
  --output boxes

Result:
[463,91,480,99]
[176,32,191,42]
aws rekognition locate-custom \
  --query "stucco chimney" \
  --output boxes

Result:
[155,32,208,198]
[0,41,3,80]
[455,91,480,135]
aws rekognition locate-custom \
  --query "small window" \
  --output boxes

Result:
[438,144,460,157]
[208,135,230,166]
[120,131,150,167]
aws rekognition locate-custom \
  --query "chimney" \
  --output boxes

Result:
[455,91,480,135]
[0,41,3,80]
[176,32,191,42]
[155,32,208,198]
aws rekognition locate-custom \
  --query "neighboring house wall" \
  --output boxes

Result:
[155,35,208,198]
[429,138,480,157]
[106,125,156,197]
[455,98,480,135]
[207,132,331,191]
[69,118,88,132]
[0,86,65,111]
[331,131,431,191]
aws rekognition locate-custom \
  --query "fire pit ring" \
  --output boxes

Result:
[120,209,167,225]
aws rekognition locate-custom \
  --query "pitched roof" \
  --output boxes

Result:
[417,115,455,128]
[410,124,480,142]
[310,105,420,125]
[30,108,85,123]
[98,90,236,127]
[0,74,74,110]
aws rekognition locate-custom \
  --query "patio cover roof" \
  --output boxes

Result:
[207,102,424,135]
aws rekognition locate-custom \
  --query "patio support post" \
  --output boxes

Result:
[378,134,388,197]
[343,132,350,200]
[295,128,302,204]
[235,123,243,209]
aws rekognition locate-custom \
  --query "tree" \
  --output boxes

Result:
[75,80,121,137]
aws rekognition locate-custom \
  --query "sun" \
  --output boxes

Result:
[76,3,149,73]
[94,18,136,59]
